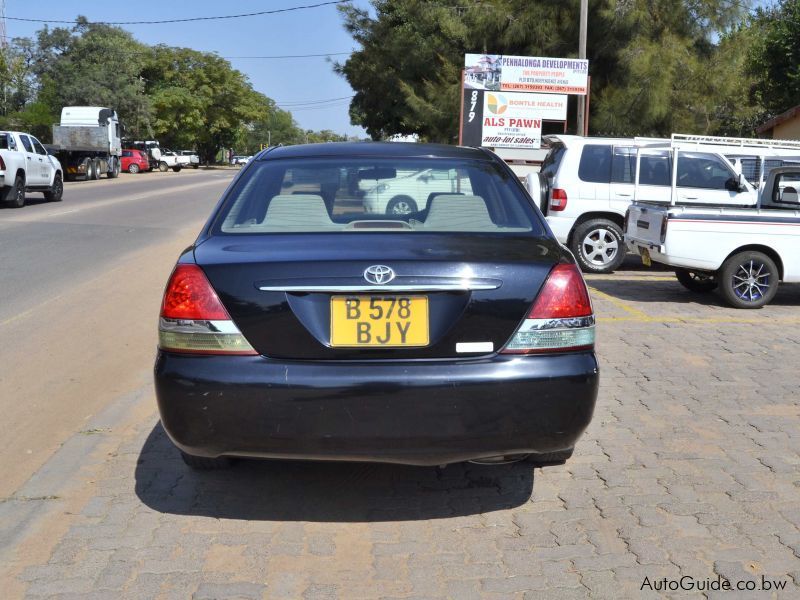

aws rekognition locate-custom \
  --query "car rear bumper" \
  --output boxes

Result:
[155,351,599,466]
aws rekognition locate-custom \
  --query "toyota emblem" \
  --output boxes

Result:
[364,265,395,285]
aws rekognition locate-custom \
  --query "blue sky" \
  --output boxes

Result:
[5,0,371,136]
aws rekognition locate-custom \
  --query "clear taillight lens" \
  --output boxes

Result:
[502,264,595,354]
[158,264,257,355]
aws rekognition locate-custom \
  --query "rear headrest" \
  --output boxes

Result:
[781,186,799,203]
[262,194,336,229]
[423,194,494,230]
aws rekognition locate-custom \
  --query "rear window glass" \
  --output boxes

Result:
[215,157,539,234]
[578,145,612,183]
[540,144,565,178]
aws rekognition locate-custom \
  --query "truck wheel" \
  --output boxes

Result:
[570,218,626,274]
[159,161,168,172]
[107,158,120,179]
[172,165,182,172]
[718,251,779,309]
[4,174,25,208]
[44,173,63,202]
[85,160,95,181]
[675,268,717,292]
[192,164,199,169]
[128,163,140,174]
[94,159,103,179]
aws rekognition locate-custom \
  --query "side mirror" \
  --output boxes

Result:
[725,174,746,193]
[738,173,747,193]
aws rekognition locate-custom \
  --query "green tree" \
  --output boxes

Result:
[337,0,755,139]
[29,18,151,139]
[748,0,800,116]
[142,47,266,162]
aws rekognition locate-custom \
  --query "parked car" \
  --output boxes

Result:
[0,130,64,208]
[539,134,800,274]
[121,149,149,174]
[155,142,599,470]
[158,150,186,172]
[626,164,800,308]
[230,155,252,166]
[362,167,475,214]
[179,150,200,169]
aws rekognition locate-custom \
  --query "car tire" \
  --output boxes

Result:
[192,164,199,169]
[4,174,26,208]
[172,165,182,172]
[44,172,63,202]
[527,448,573,467]
[718,251,779,309]
[159,161,168,172]
[675,268,717,292]
[570,218,626,274]
[128,163,140,174]
[180,450,232,470]
[386,195,418,215]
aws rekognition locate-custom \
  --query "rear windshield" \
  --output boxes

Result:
[214,157,540,234]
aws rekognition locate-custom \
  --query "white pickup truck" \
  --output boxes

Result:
[626,166,800,308]
[0,130,64,208]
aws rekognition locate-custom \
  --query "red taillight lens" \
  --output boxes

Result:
[501,263,595,354]
[158,264,257,355]
[550,188,568,211]
[161,264,230,320]
[529,264,593,319]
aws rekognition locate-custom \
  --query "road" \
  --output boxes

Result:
[1,177,799,598]
[0,169,235,498]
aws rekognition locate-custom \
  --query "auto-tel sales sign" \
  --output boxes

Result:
[480,92,567,149]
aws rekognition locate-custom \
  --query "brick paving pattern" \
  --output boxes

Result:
[5,268,800,598]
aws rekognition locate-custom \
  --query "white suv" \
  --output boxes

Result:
[540,135,758,273]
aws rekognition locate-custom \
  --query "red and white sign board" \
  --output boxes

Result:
[478,92,567,149]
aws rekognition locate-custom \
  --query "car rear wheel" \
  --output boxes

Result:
[180,451,232,470]
[675,268,717,292]
[159,161,168,172]
[718,251,778,309]
[4,174,25,208]
[570,219,626,274]
[44,173,63,202]
[128,163,140,174]
[172,165,182,172]
[387,195,418,215]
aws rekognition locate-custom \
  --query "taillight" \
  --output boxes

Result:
[158,264,257,355]
[501,264,595,354]
[0,155,6,170]
[660,216,668,243]
[550,188,568,211]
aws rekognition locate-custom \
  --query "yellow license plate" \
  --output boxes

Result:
[641,247,652,267]
[330,296,429,347]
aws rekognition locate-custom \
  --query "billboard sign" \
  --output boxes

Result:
[461,89,567,149]
[464,54,589,95]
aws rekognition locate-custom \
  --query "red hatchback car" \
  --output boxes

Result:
[121,149,149,174]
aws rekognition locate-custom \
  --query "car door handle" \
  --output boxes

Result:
[615,193,632,197]
[682,196,698,200]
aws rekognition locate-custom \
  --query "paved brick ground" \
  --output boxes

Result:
[3,267,800,599]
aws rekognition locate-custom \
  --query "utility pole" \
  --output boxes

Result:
[576,0,588,136]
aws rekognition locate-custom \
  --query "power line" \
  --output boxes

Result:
[6,0,348,25]
[276,95,354,106]
[225,52,351,59]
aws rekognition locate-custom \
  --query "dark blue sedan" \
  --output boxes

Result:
[155,142,598,469]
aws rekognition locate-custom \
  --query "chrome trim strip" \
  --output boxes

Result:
[258,283,501,292]
[159,318,242,334]
[515,316,596,331]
